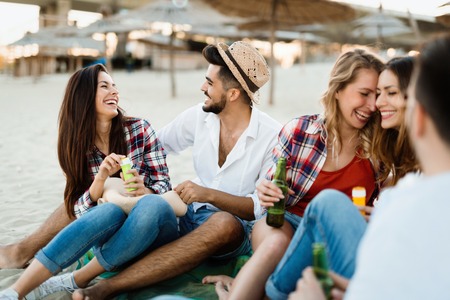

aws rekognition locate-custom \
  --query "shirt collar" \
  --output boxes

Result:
[204,106,258,139]
[305,113,325,135]
[246,106,259,139]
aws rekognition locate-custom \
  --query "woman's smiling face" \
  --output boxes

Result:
[376,69,406,129]
[335,67,379,130]
[95,71,119,121]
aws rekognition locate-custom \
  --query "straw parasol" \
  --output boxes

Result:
[77,17,151,71]
[351,5,413,48]
[436,2,450,27]
[437,14,450,26]
[113,0,243,98]
[9,25,104,77]
[202,0,356,105]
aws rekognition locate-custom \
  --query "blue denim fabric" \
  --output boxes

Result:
[178,205,253,260]
[36,195,179,274]
[265,189,367,300]
[284,210,302,230]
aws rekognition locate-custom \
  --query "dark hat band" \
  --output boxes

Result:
[225,49,259,93]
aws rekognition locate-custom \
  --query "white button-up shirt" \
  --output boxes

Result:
[157,103,281,219]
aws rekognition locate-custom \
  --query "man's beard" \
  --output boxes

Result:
[203,94,227,114]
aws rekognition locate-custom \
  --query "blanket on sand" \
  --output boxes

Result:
[76,250,249,300]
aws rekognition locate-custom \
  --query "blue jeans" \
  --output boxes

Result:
[265,189,367,300]
[178,205,253,260]
[36,195,179,274]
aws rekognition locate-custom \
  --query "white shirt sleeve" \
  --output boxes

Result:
[157,104,200,154]
[250,137,278,220]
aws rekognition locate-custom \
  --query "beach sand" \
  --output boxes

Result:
[0,61,333,298]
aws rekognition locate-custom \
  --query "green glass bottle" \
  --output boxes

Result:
[266,157,288,228]
[312,242,334,300]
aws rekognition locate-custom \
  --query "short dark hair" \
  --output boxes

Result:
[414,33,450,145]
[202,44,250,104]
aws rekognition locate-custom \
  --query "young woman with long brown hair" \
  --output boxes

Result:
[0,64,178,300]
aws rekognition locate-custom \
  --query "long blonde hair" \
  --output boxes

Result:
[321,49,384,160]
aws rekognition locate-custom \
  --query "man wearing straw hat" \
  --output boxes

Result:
[0,41,282,299]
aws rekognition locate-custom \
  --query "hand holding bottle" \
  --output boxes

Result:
[97,153,125,181]
[352,187,373,222]
[257,179,294,207]
[266,157,289,228]
[257,179,285,207]
[120,157,150,196]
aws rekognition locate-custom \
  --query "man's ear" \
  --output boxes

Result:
[228,87,241,102]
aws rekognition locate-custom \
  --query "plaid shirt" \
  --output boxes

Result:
[266,114,328,208]
[266,114,379,211]
[74,117,170,218]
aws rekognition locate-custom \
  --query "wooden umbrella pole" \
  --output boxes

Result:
[268,0,278,105]
[170,25,177,98]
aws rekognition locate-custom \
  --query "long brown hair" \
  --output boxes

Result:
[371,57,419,186]
[57,64,127,217]
[321,49,384,159]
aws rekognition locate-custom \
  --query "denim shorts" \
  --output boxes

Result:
[262,210,303,231]
[178,205,253,260]
[285,211,303,230]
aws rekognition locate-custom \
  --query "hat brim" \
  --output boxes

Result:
[217,43,256,102]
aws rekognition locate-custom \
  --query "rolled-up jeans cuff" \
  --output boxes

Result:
[265,279,289,300]
[93,246,116,271]
[35,249,62,275]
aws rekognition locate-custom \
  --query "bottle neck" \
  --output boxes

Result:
[273,161,286,182]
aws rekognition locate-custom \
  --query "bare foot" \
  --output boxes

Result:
[72,284,111,300]
[215,281,231,300]
[0,244,31,269]
[203,275,234,300]
[202,275,234,286]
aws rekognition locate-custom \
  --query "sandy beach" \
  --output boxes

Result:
[0,61,333,298]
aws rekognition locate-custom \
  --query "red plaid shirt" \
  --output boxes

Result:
[266,114,379,212]
[74,117,170,218]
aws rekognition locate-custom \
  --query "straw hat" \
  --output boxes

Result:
[217,41,270,103]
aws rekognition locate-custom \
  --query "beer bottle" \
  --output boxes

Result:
[352,186,366,216]
[266,157,288,228]
[121,157,137,192]
[312,242,333,299]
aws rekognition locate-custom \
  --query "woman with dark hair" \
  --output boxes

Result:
[372,56,419,187]
[0,64,178,300]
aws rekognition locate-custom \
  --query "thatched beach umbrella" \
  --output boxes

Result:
[202,0,356,105]
[436,2,450,27]
[114,0,242,98]
[77,17,150,71]
[9,26,104,77]
[351,5,413,48]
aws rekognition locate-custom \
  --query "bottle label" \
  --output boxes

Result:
[121,157,136,191]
